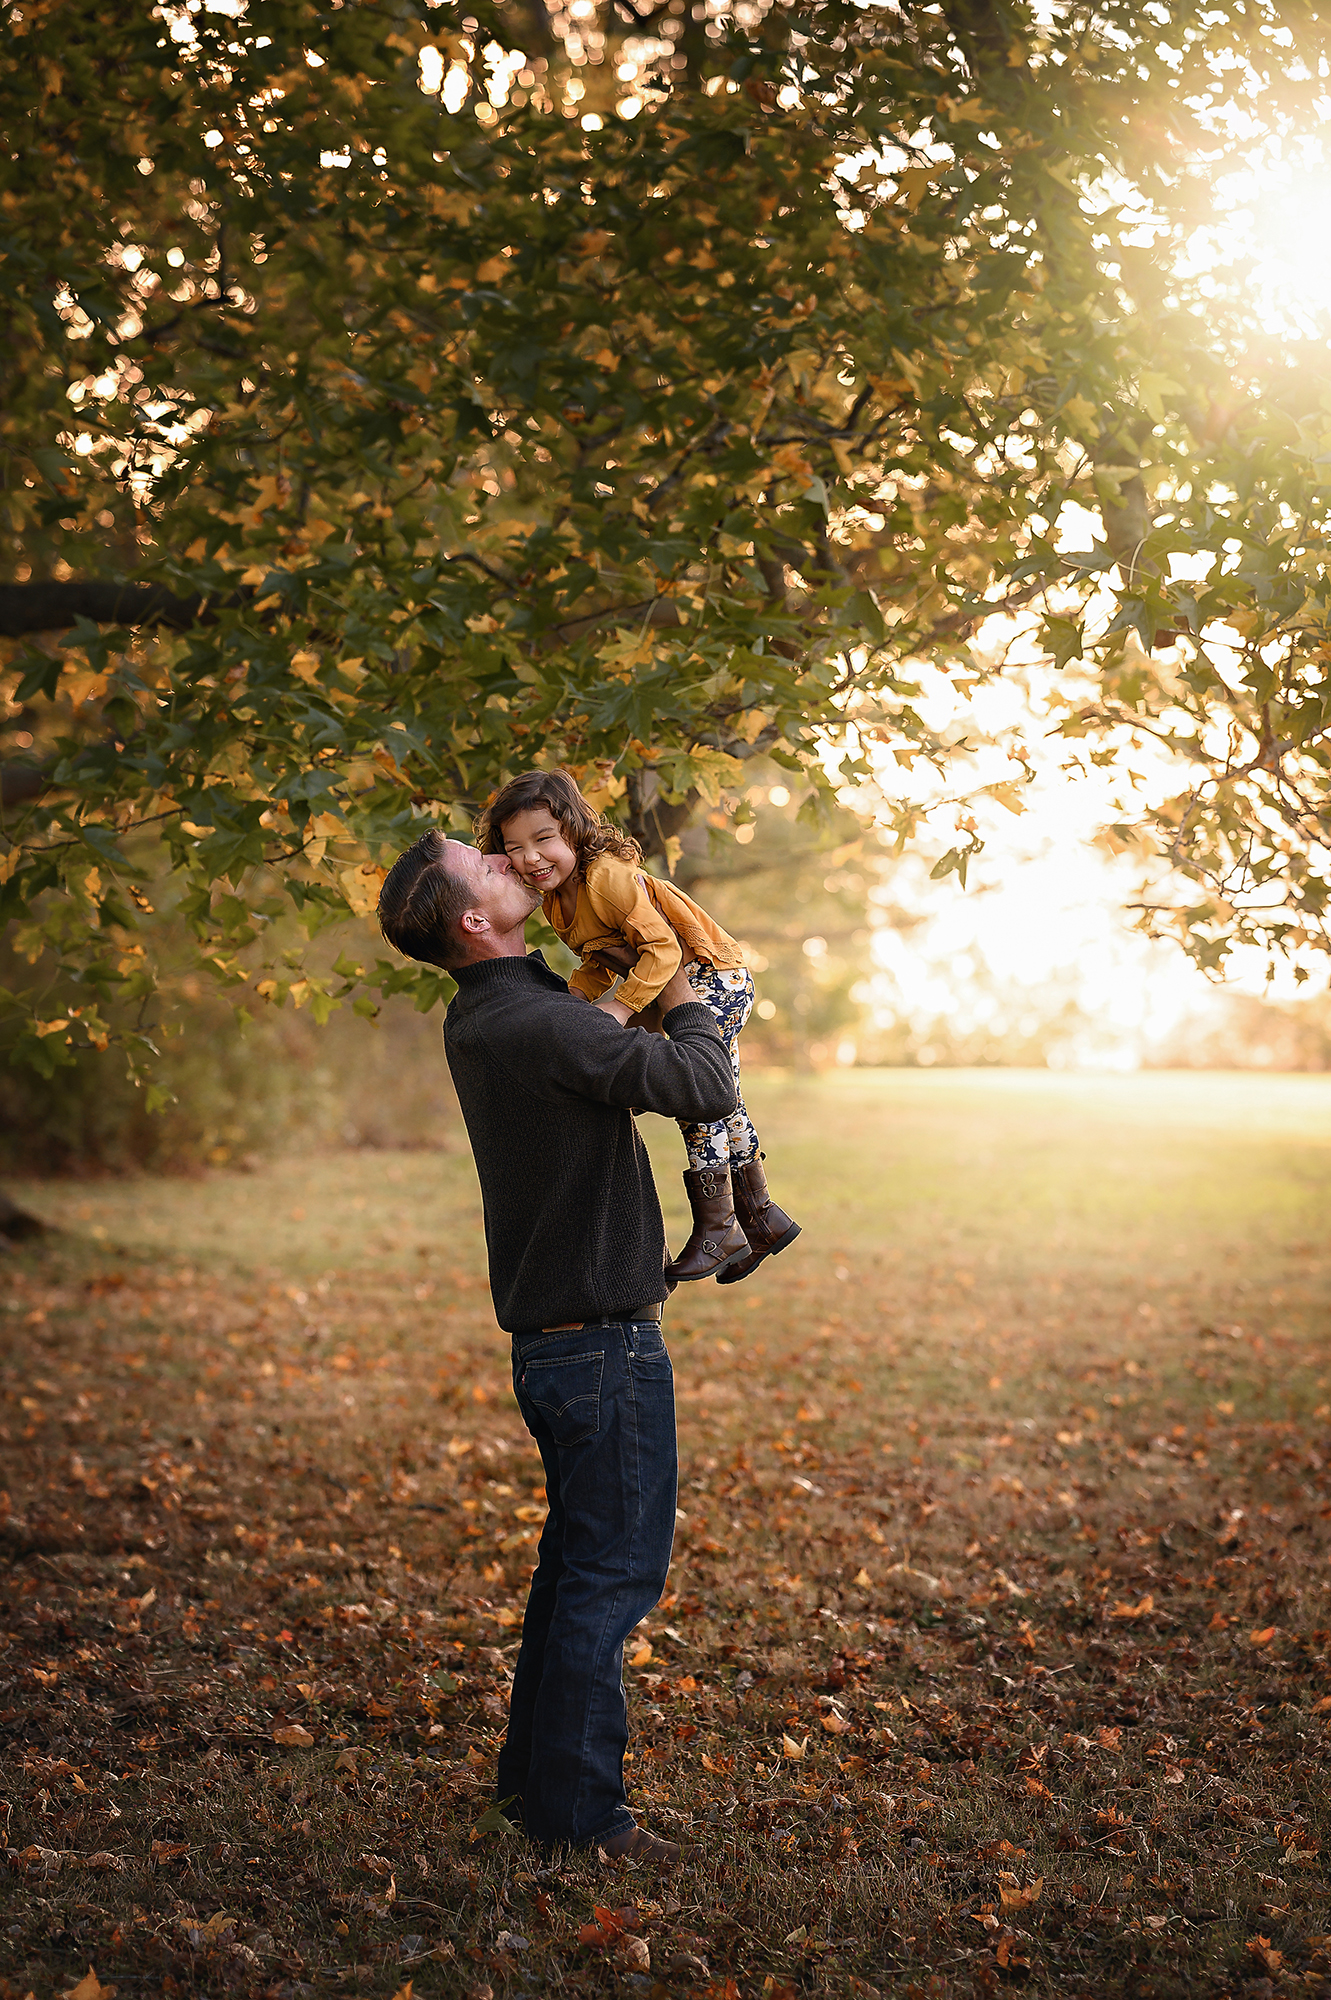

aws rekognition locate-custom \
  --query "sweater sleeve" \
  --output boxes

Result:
[583,861,683,1013]
[499,994,735,1123]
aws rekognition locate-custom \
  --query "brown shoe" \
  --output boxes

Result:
[599,1822,681,1866]
[716,1154,800,1285]
[665,1167,750,1282]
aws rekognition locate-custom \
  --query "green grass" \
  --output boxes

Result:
[2,1069,1330,1999]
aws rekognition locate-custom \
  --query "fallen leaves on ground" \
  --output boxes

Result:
[2,1123,1330,1998]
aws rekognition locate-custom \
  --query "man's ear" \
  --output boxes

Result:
[459,908,487,936]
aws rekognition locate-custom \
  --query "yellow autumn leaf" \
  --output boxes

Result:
[780,1733,809,1759]
[339,863,386,917]
[1059,392,1099,435]
[628,1640,653,1667]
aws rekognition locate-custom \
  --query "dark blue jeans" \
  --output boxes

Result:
[497,1318,677,1849]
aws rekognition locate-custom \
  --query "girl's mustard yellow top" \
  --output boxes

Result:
[545,854,745,1014]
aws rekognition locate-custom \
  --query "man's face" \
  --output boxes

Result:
[445,840,540,941]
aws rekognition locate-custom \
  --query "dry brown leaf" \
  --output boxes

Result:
[882,1560,950,1600]
[620,1936,650,1973]
[150,1841,189,1865]
[1110,1594,1154,1620]
[81,1853,125,1874]
[853,1567,872,1587]
[820,1712,853,1735]
[628,1641,653,1667]
[272,1723,315,1748]
[780,1734,809,1760]
[14,1844,65,1878]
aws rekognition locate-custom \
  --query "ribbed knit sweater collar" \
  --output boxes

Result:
[450,949,564,995]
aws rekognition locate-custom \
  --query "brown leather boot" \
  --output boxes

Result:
[598,1821,681,1866]
[716,1154,801,1285]
[665,1167,750,1282]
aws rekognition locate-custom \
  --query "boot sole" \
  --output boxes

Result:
[668,1241,752,1282]
[716,1221,800,1286]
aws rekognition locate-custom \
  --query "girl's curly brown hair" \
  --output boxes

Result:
[475,768,641,875]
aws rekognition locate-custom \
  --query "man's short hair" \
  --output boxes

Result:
[377,830,475,970]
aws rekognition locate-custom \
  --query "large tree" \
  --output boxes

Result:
[3,0,1330,1090]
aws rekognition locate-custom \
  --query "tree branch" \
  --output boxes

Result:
[0,579,231,639]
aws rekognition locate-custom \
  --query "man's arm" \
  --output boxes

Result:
[512,982,735,1124]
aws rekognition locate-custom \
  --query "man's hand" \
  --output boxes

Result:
[589,939,692,1025]
[656,965,699,1015]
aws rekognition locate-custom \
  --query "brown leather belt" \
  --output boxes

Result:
[541,1301,664,1333]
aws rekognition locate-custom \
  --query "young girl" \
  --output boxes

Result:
[475,769,800,1285]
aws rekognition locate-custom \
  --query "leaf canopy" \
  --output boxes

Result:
[4,0,1331,1073]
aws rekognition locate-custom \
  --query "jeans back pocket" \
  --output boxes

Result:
[523,1350,605,1447]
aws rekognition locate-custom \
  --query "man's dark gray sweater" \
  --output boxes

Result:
[443,952,736,1334]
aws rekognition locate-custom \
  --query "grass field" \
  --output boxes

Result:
[2,1068,1330,2000]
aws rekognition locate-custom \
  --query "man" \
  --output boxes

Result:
[377,829,735,1862]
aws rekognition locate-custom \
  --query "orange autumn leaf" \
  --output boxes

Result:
[820,1711,853,1734]
[701,1751,734,1773]
[1248,1626,1277,1647]
[64,1972,116,2000]
[579,1906,631,1947]
[1247,1937,1284,1975]
[998,1872,1043,1911]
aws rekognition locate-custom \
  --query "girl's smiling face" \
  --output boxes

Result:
[499,806,579,894]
